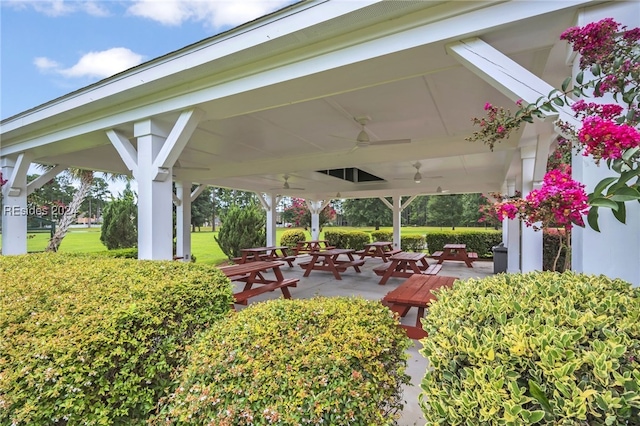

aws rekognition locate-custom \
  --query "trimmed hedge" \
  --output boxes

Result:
[420,271,640,425]
[425,230,501,257]
[371,230,393,242]
[153,297,412,425]
[401,234,426,252]
[0,253,233,425]
[325,229,370,250]
[280,229,307,254]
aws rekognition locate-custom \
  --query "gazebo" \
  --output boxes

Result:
[2,0,638,285]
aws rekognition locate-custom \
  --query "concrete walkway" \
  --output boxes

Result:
[232,254,495,426]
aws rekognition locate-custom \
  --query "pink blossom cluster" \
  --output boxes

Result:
[560,18,620,68]
[571,100,623,120]
[491,168,589,230]
[578,116,640,163]
[523,168,589,230]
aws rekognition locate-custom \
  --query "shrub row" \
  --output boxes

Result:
[425,230,502,257]
[152,297,412,425]
[0,253,233,425]
[279,228,307,254]
[420,271,640,425]
[325,229,370,250]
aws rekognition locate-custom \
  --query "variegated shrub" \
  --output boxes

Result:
[152,297,411,425]
[420,271,640,425]
[0,253,233,425]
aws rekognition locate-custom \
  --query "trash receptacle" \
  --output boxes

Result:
[492,243,508,274]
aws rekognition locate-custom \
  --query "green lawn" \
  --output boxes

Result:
[2,225,497,265]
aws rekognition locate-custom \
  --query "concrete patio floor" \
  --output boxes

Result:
[231,254,495,426]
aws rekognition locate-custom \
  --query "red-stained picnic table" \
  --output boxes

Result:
[374,251,442,285]
[237,246,296,266]
[382,274,457,339]
[218,260,298,306]
[431,243,478,268]
[356,241,401,262]
[298,248,365,280]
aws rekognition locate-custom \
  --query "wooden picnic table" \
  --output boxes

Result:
[293,240,335,255]
[218,260,298,306]
[374,251,442,285]
[382,274,457,339]
[356,241,401,262]
[298,248,365,280]
[432,243,477,268]
[238,246,295,266]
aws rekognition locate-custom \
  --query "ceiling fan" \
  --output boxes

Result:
[335,116,411,153]
[436,186,450,194]
[269,174,305,191]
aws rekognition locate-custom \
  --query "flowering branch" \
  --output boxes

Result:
[468,18,640,231]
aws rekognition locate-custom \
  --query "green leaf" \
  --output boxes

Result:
[613,202,626,224]
[552,97,564,106]
[610,186,640,202]
[592,177,617,196]
[591,63,601,76]
[587,207,601,232]
[576,71,583,85]
[523,116,534,123]
[561,77,571,92]
[622,147,639,161]
[528,380,553,413]
[529,410,546,423]
[589,197,619,210]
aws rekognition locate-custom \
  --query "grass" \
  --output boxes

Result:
[2,225,498,265]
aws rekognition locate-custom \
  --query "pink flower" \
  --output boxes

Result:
[484,103,492,111]
[578,116,640,162]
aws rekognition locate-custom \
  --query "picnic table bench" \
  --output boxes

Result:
[355,241,401,262]
[233,246,296,267]
[374,251,441,285]
[431,243,477,267]
[218,260,299,306]
[382,274,457,339]
[293,240,335,255]
[298,248,365,280]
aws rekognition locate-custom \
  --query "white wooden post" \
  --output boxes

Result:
[1,153,31,255]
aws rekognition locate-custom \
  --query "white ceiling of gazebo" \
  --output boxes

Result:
[1,0,597,200]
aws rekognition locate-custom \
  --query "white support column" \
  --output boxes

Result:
[259,193,279,246]
[134,119,174,260]
[506,180,521,273]
[520,145,543,272]
[392,196,402,250]
[174,181,192,262]
[1,153,32,255]
[305,200,329,241]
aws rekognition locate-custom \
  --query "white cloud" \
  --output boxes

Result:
[35,49,145,80]
[5,0,110,17]
[58,48,145,79]
[127,0,294,29]
[34,57,61,71]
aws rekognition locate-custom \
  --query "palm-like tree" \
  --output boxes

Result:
[44,168,128,252]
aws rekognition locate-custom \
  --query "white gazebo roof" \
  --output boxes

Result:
[1,0,598,200]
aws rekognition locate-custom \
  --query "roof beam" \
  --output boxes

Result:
[152,108,204,172]
[26,164,66,196]
[446,38,580,127]
[106,129,138,175]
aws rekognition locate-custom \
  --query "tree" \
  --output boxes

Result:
[100,184,138,250]
[80,177,110,227]
[342,198,392,230]
[280,198,336,230]
[427,195,463,229]
[215,204,266,259]
[460,193,485,227]
[191,185,214,231]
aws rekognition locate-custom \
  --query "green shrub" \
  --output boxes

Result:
[91,247,139,258]
[425,230,501,257]
[279,228,307,254]
[0,253,234,425]
[100,193,138,250]
[215,205,266,259]
[344,230,370,250]
[420,271,640,425]
[325,229,347,248]
[401,234,426,251]
[153,297,411,425]
[371,230,393,242]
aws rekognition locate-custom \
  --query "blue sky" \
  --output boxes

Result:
[1,0,296,121]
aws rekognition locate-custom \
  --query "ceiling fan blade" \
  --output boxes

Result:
[369,139,411,146]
